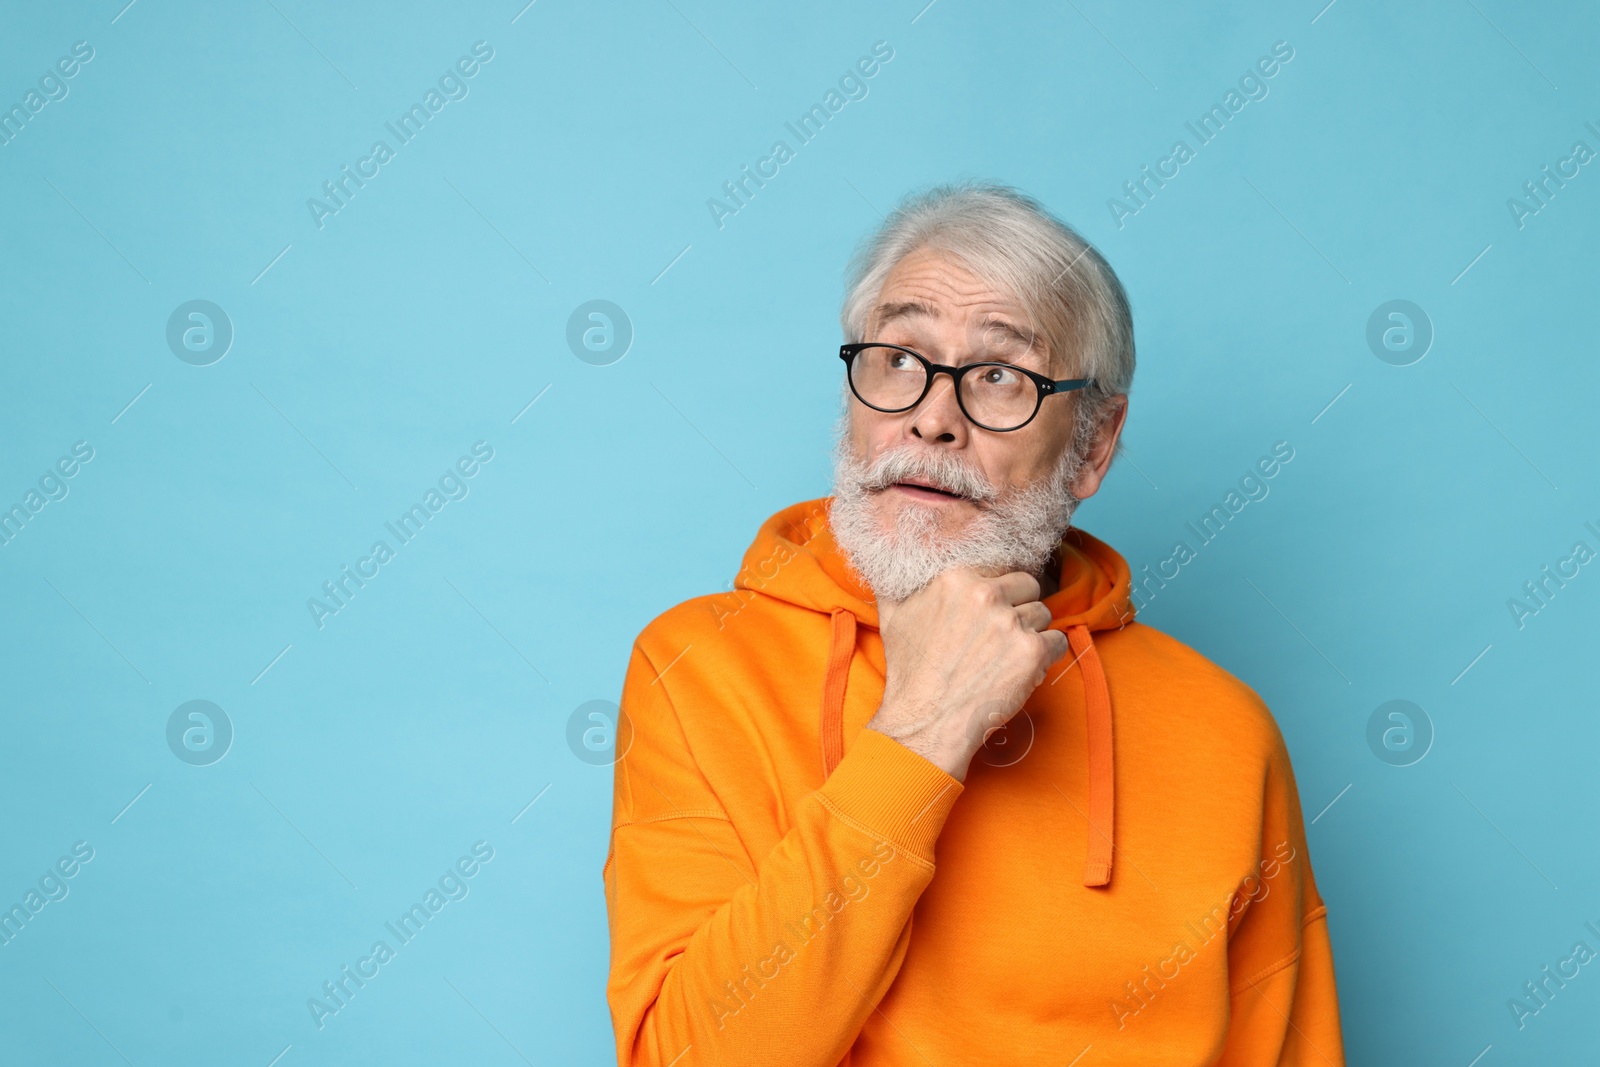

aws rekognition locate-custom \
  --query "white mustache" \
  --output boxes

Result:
[858,447,998,503]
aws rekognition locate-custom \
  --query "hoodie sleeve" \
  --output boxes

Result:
[1218,723,1347,1066]
[603,639,964,1067]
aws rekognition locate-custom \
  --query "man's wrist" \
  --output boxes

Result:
[864,719,971,783]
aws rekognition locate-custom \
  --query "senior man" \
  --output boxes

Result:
[603,181,1345,1065]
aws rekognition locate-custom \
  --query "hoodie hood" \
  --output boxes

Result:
[733,497,1136,887]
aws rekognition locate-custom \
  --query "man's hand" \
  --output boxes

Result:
[867,567,1069,782]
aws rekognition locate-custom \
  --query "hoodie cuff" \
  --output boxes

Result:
[816,727,964,866]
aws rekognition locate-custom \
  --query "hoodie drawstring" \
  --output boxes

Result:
[820,608,857,781]
[819,611,1116,889]
[1067,624,1115,888]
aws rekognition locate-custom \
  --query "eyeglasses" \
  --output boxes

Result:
[839,342,1096,433]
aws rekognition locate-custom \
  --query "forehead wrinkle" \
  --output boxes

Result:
[877,260,1030,326]
[873,289,1031,336]
[872,252,1055,368]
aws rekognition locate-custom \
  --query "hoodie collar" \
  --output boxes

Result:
[735,497,1135,889]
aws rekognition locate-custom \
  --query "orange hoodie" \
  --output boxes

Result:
[604,498,1345,1066]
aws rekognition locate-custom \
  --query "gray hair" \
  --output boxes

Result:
[839,179,1134,450]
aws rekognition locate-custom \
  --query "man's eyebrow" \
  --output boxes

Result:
[977,315,1038,348]
[872,303,1037,347]
[873,300,935,327]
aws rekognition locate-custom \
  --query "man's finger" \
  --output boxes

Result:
[1039,628,1070,664]
[994,570,1042,607]
[1016,601,1052,632]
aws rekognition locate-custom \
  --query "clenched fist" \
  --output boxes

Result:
[867,567,1069,782]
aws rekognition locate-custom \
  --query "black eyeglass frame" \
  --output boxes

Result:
[839,342,1096,433]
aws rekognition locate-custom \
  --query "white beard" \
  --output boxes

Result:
[828,424,1086,604]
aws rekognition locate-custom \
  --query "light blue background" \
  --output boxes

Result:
[2,0,1597,1063]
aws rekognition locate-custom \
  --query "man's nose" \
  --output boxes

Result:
[908,373,967,444]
